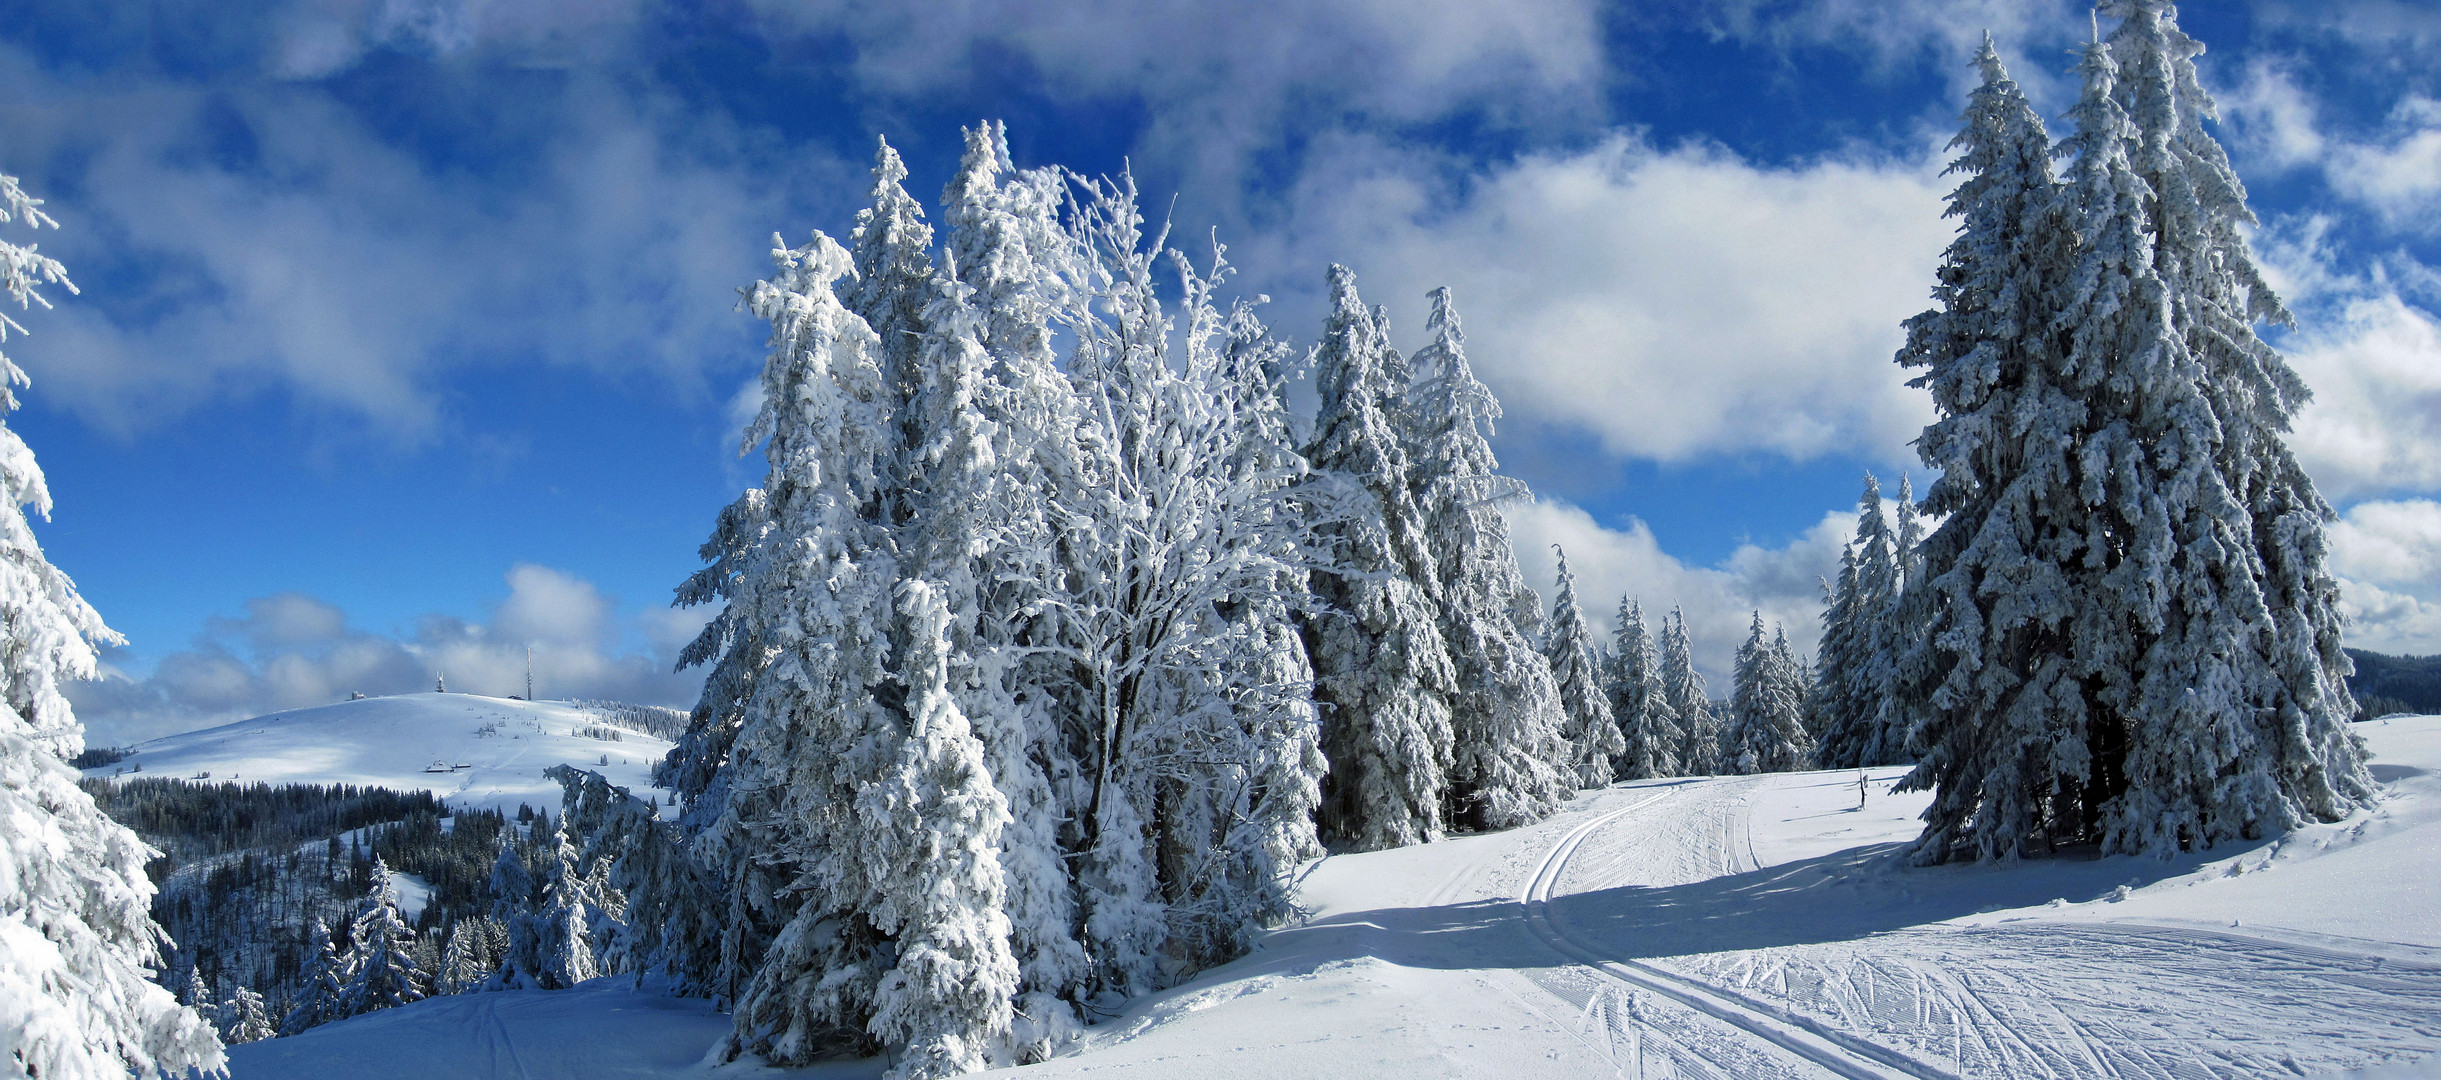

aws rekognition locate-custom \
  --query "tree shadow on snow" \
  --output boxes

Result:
[1250,840,2232,977]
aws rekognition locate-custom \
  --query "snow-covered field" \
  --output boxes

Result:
[227,717,2441,1079]
[86,693,675,818]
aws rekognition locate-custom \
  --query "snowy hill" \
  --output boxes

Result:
[86,693,675,818]
[227,716,2441,1079]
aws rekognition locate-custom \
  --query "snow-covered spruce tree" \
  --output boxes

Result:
[548,765,717,995]
[1726,614,1812,774]
[484,828,544,990]
[335,860,425,1019]
[850,136,940,534]
[1769,624,1813,750]
[2095,0,2370,853]
[935,122,1092,1056]
[0,171,223,1080]
[710,229,903,1066]
[861,580,1018,1079]
[1544,548,1621,788]
[1894,37,2110,861]
[1607,597,1681,780]
[182,967,212,1016]
[219,986,273,1046]
[1897,26,2369,862]
[1808,545,1862,746]
[1658,608,1717,776]
[435,920,487,995]
[1043,175,1325,999]
[529,818,600,989]
[1299,265,1458,850]
[1813,475,1907,770]
[1403,287,1571,828]
[278,918,344,1035]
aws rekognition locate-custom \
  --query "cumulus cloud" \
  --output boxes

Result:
[1689,0,2086,106]
[2222,63,2441,231]
[1504,496,1850,685]
[68,565,707,746]
[1262,132,1950,465]
[2285,294,2441,498]
[2330,499,2441,656]
[0,41,829,441]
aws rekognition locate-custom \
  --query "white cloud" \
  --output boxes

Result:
[1265,132,1949,465]
[67,565,704,746]
[1504,496,1850,685]
[0,46,828,441]
[2329,98,2441,227]
[2285,293,2441,499]
[1691,0,2086,107]
[2331,499,2441,584]
[2223,67,2441,230]
[2326,499,2441,656]
[749,0,1603,122]
[2221,59,2330,171]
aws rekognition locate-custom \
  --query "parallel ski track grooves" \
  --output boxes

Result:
[1518,789,1956,1080]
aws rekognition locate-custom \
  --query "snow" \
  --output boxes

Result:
[83,693,676,818]
[222,717,2441,1079]
[232,978,881,1080]
[387,870,432,923]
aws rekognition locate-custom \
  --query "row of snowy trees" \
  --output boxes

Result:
[620,123,1640,1077]
[1603,599,1815,780]
[1810,475,1925,771]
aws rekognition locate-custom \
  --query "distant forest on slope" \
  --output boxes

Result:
[2347,650,2441,719]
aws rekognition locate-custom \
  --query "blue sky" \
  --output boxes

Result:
[2,0,2436,744]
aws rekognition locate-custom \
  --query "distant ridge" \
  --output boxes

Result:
[83,693,677,817]
[2345,648,2441,719]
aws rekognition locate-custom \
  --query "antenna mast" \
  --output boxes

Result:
[526,645,534,702]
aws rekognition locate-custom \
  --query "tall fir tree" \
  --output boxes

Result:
[529,818,600,990]
[1895,37,2111,861]
[1659,608,1718,775]
[935,123,1090,1053]
[1404,287,1571,828]
[1607,597,1681,780]
[1544,548,1622,788]
[712,229,903,1065]
[436,920,488,995]
[336,860,427,1019]
[0,171,223,1080]
[1768,624,1814,752]
[280,918,345,1036]
[1300,265,1458,850]
[2095,0,2370,854]
[862,580,1018,1079]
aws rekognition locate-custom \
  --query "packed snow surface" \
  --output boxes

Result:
[228,717,2441,1078]
[85,693,675,817]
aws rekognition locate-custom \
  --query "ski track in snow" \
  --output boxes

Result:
[1531,778,2441,1079]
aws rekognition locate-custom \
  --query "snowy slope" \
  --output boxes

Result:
[85,693,675,818]
[225,718,2441,1079]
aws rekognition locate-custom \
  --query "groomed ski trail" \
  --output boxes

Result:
[1518,788,1952,1080]
[1531,771,2441,1079]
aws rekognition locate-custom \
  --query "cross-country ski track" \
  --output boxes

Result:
[229,716,2441,1079]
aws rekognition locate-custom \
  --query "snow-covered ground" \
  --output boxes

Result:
[226,717,2441,1079]
[86,693,675,818]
